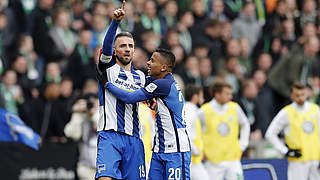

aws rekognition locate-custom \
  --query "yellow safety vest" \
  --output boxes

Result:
[284,103,320,162]
[201,101,242,163]
[191,117,204,164]
[139,103,153,163]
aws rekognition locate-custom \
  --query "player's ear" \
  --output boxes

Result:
[161,64,167,72]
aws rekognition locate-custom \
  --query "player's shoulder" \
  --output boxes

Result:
[144,79,172,94]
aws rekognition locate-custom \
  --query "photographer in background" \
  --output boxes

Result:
[64,93,99,180]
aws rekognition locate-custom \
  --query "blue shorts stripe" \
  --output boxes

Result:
[132,103,139,137]
[116,100,125,132]
[156,114,165,153]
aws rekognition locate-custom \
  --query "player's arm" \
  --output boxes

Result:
[197,108,207,132]
[98,1,126,69]
[265,109,290,154]
[236,105,250,151]
[105,79,170,104]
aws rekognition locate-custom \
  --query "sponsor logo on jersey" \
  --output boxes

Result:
[145,83,158,93]
[114,79,140,91]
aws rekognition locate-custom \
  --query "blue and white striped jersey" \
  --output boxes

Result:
[105,73,191,153]
[97,57,146,138]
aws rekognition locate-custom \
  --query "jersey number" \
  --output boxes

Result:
[168,168,181,180]
[139,165,145,178]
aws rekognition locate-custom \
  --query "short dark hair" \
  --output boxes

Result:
[155,48,176,72]
[210,81,232,97]
[291,82,306,92]
[185,85,202,101]
[114,32,134,42]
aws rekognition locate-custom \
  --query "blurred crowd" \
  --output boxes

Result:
[1,0,320,159]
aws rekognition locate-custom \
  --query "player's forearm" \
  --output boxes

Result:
[105,82,148,104]
[102,19,119,55]
[239,121,250,151]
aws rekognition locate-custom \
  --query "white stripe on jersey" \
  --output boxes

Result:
[97,63,146,138]
[153,99,190,153]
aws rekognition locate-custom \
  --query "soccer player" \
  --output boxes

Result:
[198,81,250,180]
[265,82,320,180]
[99,48,191,179]
[184,85,210,180]
[95,1,147,179]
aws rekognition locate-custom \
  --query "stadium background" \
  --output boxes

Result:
[0,0,319,179]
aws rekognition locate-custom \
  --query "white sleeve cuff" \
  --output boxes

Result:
[100,54,112,63]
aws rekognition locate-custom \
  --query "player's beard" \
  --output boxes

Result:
[116,54,132,66]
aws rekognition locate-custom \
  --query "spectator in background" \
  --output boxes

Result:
[256,53,273,73]
[264,0,289,36]
[199,57,215,102]
[181,55,202,86]
[217,38,241,70]
[132,47,148,74]
[199,81,250,180]
[281,18,296,51]
[235,79,259,129]
[191,0,207,27]
[18,34,44,86]
[40,62,62,95]
[49,8,76,69]
[209,0,227,22]
[64,94,99,180]
[171,45,185,76]
[221,21,233,44]
[29,82,59,138]
[224,0,243,20]
[269,36,320,111]
[133,0,164,41]
[161,27,181,50]
[28,0,64,62]
[252,69,276,136]
[239,38,252,76]
[184,85,209,180]
[194,19,223,67]
[0,2,18,60]
[232,1,262,52]
[217,56,243,95]
[119,1,136,33]
[90,14,107,50]
[0,69,23,115]
[295,0,317,36]
[159,0,178,31]
[56,77,74,129]
[177,10,194,54]
[70,0,87,33]
[66,28,95,91]
[141,30,161,57]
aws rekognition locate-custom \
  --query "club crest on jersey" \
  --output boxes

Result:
[98,164,106,173]
[302,121,314,134]
[145,83,157,93]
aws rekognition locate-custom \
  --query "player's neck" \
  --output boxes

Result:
[118,61,132,71]
[154,72,169,80]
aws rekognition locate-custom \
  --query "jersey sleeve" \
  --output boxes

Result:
[105,82,148,104]
[98,20,119,70]
[140,79,171,99]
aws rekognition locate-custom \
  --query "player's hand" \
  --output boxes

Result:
[96,65,108,87]
[113,0,126,22]
[147,98,157,110]
[285,149,302,158]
